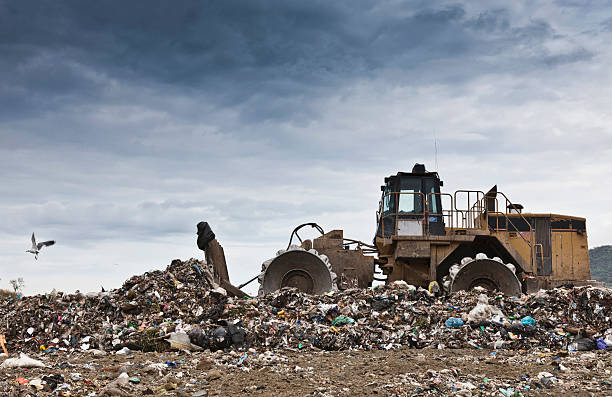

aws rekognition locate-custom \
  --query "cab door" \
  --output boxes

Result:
[424,177,445,235]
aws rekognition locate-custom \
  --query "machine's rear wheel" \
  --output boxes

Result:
[448,256,522,296]
[258,246,337,295]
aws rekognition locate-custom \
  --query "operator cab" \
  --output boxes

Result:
[375,163,445,238]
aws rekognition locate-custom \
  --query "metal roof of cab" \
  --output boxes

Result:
[385,163,440,182]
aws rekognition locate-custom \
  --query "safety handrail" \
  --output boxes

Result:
[453,190,485,230]
[378,188,537,272]
[483,192,535,270]
[427,192,454,230]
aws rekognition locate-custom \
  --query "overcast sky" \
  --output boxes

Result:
[2,0,612,296]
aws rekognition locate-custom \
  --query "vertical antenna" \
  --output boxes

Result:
[434,132,439,171]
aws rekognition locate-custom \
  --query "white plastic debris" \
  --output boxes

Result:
[213,287,227,296]
[89,349,107,356]
[30,378,44,390]
[537,371,555,379]
[467,294,507,323]
[115,347,131,355]
[146,363,168,371]
[116,372,129,385]
[166,332,203,351]
[1,353,46,368]
[318,303,338,315]
[449,264,460,279]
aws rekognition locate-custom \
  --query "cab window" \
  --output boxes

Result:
[382,185,394,216]
[398,178,423,214]
[424,178,439,214]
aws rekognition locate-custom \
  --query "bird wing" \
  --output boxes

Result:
[37,240,55,249]
[31,232,37,249]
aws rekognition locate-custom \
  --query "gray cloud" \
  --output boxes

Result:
[0,0,597,125]
[1,0,612,294]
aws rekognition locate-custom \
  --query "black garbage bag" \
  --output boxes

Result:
[227,321,246,347]
[197,222,215,250]
[42,374,64,391]
[507,323,537,336]
[574,337,597,351]
[205,293,228,322]
[314,335,338,351]
[112,342,142,351]
[210,326,231,351]
[271,293,290,308]
[188,326,209,349]
[370,297,394,311]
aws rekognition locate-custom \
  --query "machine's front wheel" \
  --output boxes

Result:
[258,246,337,295]
[449,256,522,296]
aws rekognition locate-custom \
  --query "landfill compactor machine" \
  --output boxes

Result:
[204,164,598,297]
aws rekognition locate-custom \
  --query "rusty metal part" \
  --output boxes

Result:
[205,239,230,283]
[201,235,250,298]
[287,223,325,249]
[312,230,375,289]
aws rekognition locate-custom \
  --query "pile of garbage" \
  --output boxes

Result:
[1,258,611,355]
[240,283,612,352]
[0,258,224,354]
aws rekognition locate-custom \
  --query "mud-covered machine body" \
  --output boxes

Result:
[257,224,376,295]
[372,164,593,295]
[203,164,596,297]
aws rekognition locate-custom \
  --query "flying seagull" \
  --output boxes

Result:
[26,232,55,259]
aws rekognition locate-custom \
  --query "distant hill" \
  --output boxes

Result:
[590,245,612,286]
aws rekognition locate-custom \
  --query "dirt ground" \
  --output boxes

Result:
[1,347,611,396]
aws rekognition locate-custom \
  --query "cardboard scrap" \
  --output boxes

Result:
[0,334,7,355]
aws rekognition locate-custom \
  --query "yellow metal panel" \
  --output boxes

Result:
[496,231,533,272]
[550,231,589,280]
[394,241,430,259]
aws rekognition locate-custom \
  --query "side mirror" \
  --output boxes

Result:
[439,181,443,187]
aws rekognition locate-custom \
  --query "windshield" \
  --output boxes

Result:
[398,177,423,214]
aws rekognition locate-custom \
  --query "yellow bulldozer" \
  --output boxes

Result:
[202,164,598,297]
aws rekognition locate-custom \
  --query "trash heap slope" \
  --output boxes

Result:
[1,258,612,354]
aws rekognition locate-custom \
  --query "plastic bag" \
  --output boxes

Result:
[467,295,506,323]
[1,353,45,368]
[166,332,203,351]
[521,316,536,326]
[596,337,608,350]
[196,222,215,250]
[332,316,355,326]
[445,317,464,328]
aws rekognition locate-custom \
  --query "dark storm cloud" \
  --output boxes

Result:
[2,1,612,295]
[0,0,596,125]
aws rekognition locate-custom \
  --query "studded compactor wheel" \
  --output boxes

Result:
[446,253,522,297]
[258,245,337,296]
